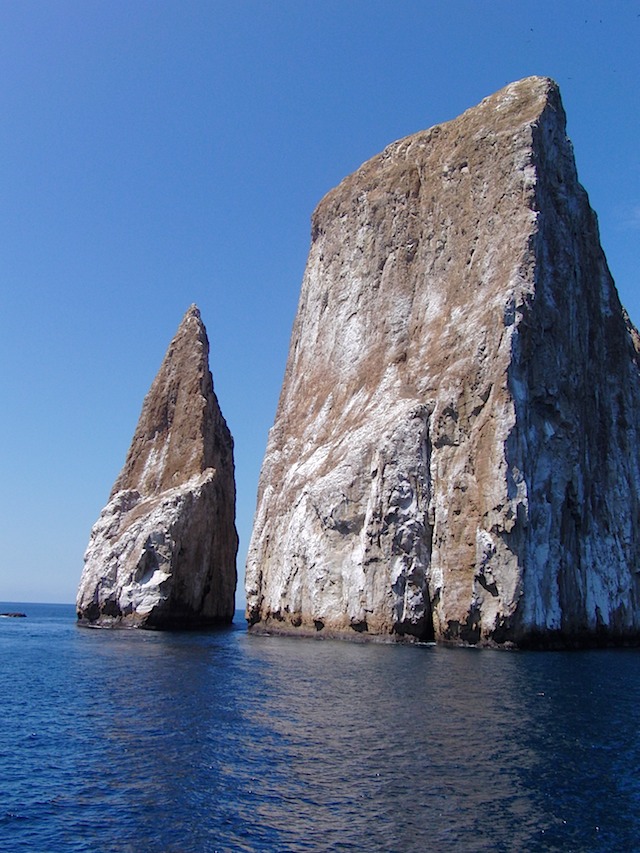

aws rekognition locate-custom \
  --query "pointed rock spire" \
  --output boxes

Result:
[77,305,237,628]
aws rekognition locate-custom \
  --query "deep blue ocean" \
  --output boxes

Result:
[1,603,640,852]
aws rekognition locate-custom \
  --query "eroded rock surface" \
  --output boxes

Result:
[77,305,237,628]
[246,77,640,647]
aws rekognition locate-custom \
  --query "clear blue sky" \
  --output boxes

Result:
[1,1,638,605]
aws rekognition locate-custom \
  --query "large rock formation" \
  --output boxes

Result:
[77,305,237,628]
[246,77,640,647]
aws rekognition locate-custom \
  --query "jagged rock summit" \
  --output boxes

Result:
[246,76,640,647]
[77,305,238,628]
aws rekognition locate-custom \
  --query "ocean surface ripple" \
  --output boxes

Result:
[1,604,639,852]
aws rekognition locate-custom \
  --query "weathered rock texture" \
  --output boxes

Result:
[77,305,237,628]
[246,77,640,647]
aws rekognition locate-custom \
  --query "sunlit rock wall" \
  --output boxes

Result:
[246,77,640,646]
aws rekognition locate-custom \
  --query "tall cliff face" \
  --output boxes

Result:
[77,305,237,628]
[245,77,640,647]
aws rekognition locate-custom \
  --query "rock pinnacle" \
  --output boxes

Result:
[77,305,238,628]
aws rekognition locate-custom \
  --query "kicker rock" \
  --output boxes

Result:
[246,77,640,647]
[77,305,237,628]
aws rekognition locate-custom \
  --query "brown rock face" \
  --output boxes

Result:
[245,77,640,647]
[77,305,237,628]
